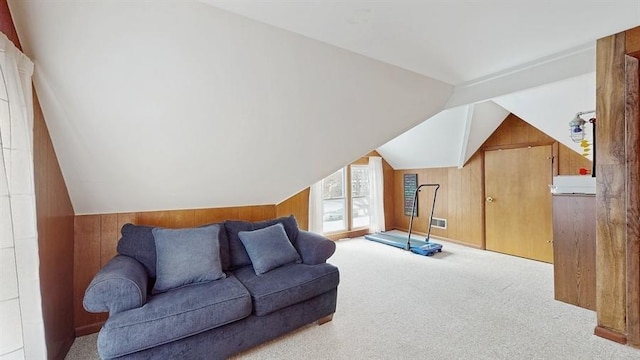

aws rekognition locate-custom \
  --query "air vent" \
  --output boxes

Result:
[431,217,447,229]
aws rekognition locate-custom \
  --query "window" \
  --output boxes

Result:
[321,168,346,233]
[321,165,370,233]
[351,165,370,229]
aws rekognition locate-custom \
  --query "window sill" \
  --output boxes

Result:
[324,228,370,241]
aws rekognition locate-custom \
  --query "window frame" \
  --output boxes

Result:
[321,162,371,235]
[350,164,371,230]
[321,168,348,234]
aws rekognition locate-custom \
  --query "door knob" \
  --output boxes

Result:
[486,196,494,203]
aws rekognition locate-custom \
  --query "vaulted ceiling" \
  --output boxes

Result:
[7,1,640,214]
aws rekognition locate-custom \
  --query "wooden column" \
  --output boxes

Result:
[595,26,640,347]
[625,42,640,349]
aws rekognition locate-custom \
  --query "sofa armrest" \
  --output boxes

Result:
[295,230,336,265]
[83,255,148,315]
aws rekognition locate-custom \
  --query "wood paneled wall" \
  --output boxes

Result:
[483,114,555,148]
[393,153,484,248]
[382,153,396,230]
[593,26,640,347]
[390,114,593,249]
[483,114,592,174]
[34,91,76,360]
[0,0,20,50]
[276,188,310,230]
[558,143,594,175]
[73,205,276,334]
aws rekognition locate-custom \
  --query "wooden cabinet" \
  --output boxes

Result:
[552,194,596,310]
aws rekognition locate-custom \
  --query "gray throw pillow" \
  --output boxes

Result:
[238,223,301,275]
[152,224,226,294]
[225,215,300,269]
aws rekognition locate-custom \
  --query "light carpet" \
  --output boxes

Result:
[66,237,640,359]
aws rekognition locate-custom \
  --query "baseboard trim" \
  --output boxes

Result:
[75,322,104,337]
[325,229,369,241]
[594,325,627,344]
[390,227,483,249]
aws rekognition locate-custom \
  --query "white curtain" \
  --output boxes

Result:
[308,180,324,234]
[0,34,47,360]
[369,156,385,233]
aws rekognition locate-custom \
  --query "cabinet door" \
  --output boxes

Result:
[484,145,554,263]
[552,195,596,310]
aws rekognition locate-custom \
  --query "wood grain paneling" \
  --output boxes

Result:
[591,24,640,349]
[382,154,395,229]
[393,153,484,248]
[597,34,627,168]
[100,214,118,267]
[33,89,76,359]
[482,114,555,149]
[552,195,596,310]
[626,26,640,57]
[0,0,21,50]
[625,51,640,348]
[595,31,628,338]
[483,114,592,175]
[74,216,107,335]
[558,143,594,175]
[238,205,275,222]
[276,188,310,230]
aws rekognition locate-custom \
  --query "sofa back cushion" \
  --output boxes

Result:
[117,224,157,278]
[224,215,299,269]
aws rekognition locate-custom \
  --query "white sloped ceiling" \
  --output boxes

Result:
[377,101,509,170]
[7,1,640,214]
[463,101,511,164]
[377,106,470,170]
[204,0,640,85]
[9,1,451,214]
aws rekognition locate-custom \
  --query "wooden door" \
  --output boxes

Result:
[484,145,554,263]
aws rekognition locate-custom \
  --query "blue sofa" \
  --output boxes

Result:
[83,216,339,359]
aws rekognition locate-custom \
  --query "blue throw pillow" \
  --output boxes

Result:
[152,224,226,294]
[238,223,301,275]
[225,215,300,269]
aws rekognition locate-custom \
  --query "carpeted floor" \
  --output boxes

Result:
[66,236,640,359]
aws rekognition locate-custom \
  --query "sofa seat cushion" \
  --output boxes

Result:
[97,275,251,359]
[233,263,339,316]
